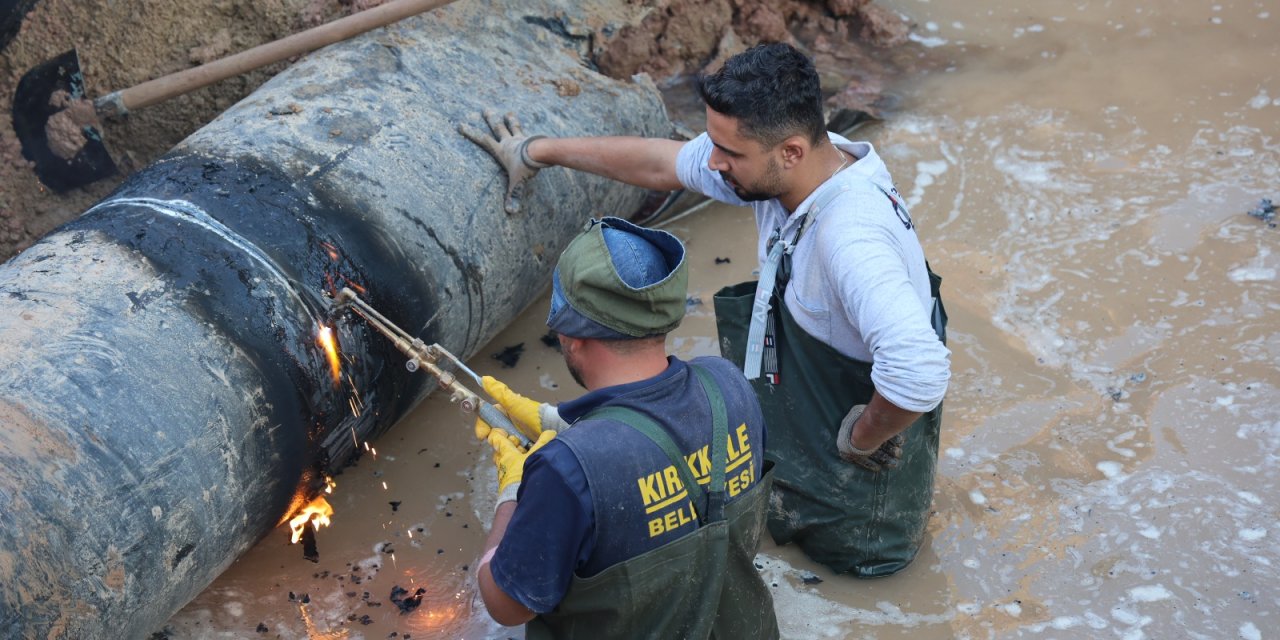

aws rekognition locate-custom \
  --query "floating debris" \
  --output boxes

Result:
[390,585,426,614]
[256,622,269,633]
[491,343,525,368]
[540,330,562,351]
[686,295,703,308]
[1246,198,1276,227]
[301,526,320,563]
[389,500,401,512]
[715,256,731,264]
[800,572,823,585]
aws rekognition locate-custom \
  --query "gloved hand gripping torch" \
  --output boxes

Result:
[332,287,534,448]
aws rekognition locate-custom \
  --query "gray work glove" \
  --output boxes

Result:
[836,404,905,472]
[457,109,548,215]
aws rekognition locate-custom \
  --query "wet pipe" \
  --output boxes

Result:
[0,1,672,637]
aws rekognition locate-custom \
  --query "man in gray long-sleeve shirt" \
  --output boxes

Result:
[460,42,950,576]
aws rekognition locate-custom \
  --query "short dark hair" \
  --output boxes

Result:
[696,43,826,148]
[598,334,666,354]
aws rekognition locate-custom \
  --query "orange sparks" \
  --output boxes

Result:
[288,495,335,544]
[317,324,342,385]
[339,274,367,295]
[320,241,340,262]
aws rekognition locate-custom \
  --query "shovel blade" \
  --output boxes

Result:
[12,49,118,193]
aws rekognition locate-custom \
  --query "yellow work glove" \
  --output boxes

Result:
[489,429,558,505]
[473,376,567,442]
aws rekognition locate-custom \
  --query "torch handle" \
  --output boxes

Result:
[478,402,534,448]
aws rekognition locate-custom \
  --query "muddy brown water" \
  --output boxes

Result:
[165,0,1278,638]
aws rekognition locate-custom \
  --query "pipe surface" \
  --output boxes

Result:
[0,1,671,637]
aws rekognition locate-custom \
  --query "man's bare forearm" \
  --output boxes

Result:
[525,136,686,192]
[478,501,534,626]
[850,391,923,451]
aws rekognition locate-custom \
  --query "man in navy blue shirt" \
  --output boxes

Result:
[473,216,778,639]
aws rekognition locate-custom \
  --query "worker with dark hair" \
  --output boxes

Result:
[474,217,778,638]
[462,42,950,577]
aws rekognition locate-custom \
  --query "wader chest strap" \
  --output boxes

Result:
[586,365,729,523]
[743,182,849,379]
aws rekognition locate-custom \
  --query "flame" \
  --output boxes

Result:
[289,495,335,544]
[317,324,341,385]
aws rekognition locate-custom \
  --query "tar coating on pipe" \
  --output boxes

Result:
[69,153,437,470]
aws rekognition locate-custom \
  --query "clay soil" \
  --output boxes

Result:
[0,0,934,262]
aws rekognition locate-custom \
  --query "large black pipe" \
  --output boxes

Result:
[0,2,671,637]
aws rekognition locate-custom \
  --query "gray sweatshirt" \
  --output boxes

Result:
[676,132,950,413]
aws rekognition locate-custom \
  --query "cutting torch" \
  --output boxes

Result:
[332,287,533,447]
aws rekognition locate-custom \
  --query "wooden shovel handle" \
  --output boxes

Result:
[105,0,458,115]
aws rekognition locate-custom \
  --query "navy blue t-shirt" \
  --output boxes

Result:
[489,356,766,614]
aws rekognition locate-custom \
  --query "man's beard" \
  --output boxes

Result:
[722,157,784,202]
[564,353,587,390]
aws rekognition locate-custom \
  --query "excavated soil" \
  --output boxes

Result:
[0,0,932,261]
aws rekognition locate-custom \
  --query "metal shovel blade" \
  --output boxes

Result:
[11,49,118,193]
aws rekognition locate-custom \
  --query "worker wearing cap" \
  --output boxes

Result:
[473,217,778,639]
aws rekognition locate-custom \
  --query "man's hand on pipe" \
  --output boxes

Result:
[458,109,548,214]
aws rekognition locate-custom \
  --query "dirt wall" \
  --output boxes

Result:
[1,0,932,262]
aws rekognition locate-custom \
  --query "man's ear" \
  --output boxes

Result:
[557,334,579,354]
[779,135,809,169]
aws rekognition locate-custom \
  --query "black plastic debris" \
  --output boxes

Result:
[301,526,320,563]
[540,331,562,351]
[715,257,731,264]
[1247,198,1276,227]
[491,343,525,368]
[390,585,427,614]
[801,572,823,585]
[256,622,269,633]
[389,500,401,512]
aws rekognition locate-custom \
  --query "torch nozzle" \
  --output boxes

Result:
[324,287,358,324]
